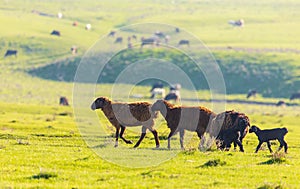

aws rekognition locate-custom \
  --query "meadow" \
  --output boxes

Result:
[0,0,300,188]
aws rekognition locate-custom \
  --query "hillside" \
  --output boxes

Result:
[0,0,300,103]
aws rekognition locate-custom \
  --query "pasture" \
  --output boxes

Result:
[0,0,300,188]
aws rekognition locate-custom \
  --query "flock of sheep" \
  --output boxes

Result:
[90,97,288,154]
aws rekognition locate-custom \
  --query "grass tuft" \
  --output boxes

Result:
[199,159,227,168]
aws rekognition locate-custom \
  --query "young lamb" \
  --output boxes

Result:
[249,125,288,153]
[214,110,250,152]
[91,97,160,148]
[151,99,216,149]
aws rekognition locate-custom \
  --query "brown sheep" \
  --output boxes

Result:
[151,100,216,149]
[91,97,160,148]
[213,110,250,152]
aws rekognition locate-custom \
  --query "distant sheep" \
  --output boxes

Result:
[151,88,165,99]
[290,93,300,100]
[85,24,91,30]
[4,50,17,57]
[141,37,159,48]
[70,46,77,55]
[51,30,60,36]
[164,84,181,102]
[151,100,216,149]
[214,110,250,152]
[114,37,123,43]
[178,40,189,46]
[91,97,160,148]
[59,96,69,106]
[276,100,286,107]
[249,125,288,153]
[150,82,165,99]
[108,31,116,37]
[246,89,257,99]
[228,19,244,27]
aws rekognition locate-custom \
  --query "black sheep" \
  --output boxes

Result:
[249,125,288,153]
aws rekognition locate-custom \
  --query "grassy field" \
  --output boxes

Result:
[1,101,300,188]
[0,0,300,188]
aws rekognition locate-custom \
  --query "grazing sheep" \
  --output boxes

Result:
[290,92,300,100]
[151,100,216,149]
[141,37,159,48]
[249,125,288,153]
[276,100,286,107]
[91,97,160,148]
[214,110,250,152]
[150,82,165,99]
[50,30,60,36]
[164,84,181,103]
[114,37,123,43]
[4,50,18,57]
[85,24,91,30]
[108,31,116,37]
[70,46,77,55]
[154,31,165,38]
[59,96,69,106]
[151,88,166,99]
[178,40,189,46]
[246,89,257,99]
[228,19,244,27]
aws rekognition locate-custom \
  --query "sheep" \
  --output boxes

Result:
[140,37,159,48]
[91,97,160,148]
[164,84,181,103]
[214,110,250,152]
[4,50,17,57]
[59,96,69,106]
[246,89,257,99]
[50,30,60,36]
[114,37,123,43]
[151,100,216,149]
[290,92,300,100]
[249,125,288,153]
[228,19,244,27]
[85,24,91,30]
[150,82,165,99]
[178,40,189,46]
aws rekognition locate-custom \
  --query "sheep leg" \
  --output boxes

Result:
[283,140,288,153]
[255,141,263,153]
[179,129,185,150]
[114,127,120,147]
[233,142,237,150]
[266,141,273,153]
[167,129,177,149]
[120,126,133,144]
[134,126,147,148]
[149,129,160,148]
[278,139,288,153]
[235,132,244,152]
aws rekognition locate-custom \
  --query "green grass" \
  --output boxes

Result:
[1,0,300,188]
[1,102,300,188]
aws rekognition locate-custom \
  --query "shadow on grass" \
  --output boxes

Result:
[259,152,288,165]
[257,182,285,189]
[197,159,227,168]
[30,172,57,180]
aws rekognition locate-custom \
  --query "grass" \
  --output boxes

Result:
[0,0,300,188]
[1,101,300,188]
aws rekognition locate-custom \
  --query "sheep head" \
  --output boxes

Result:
[249,125,259,133]
[151,99,171,117]
[91,97,111,110]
